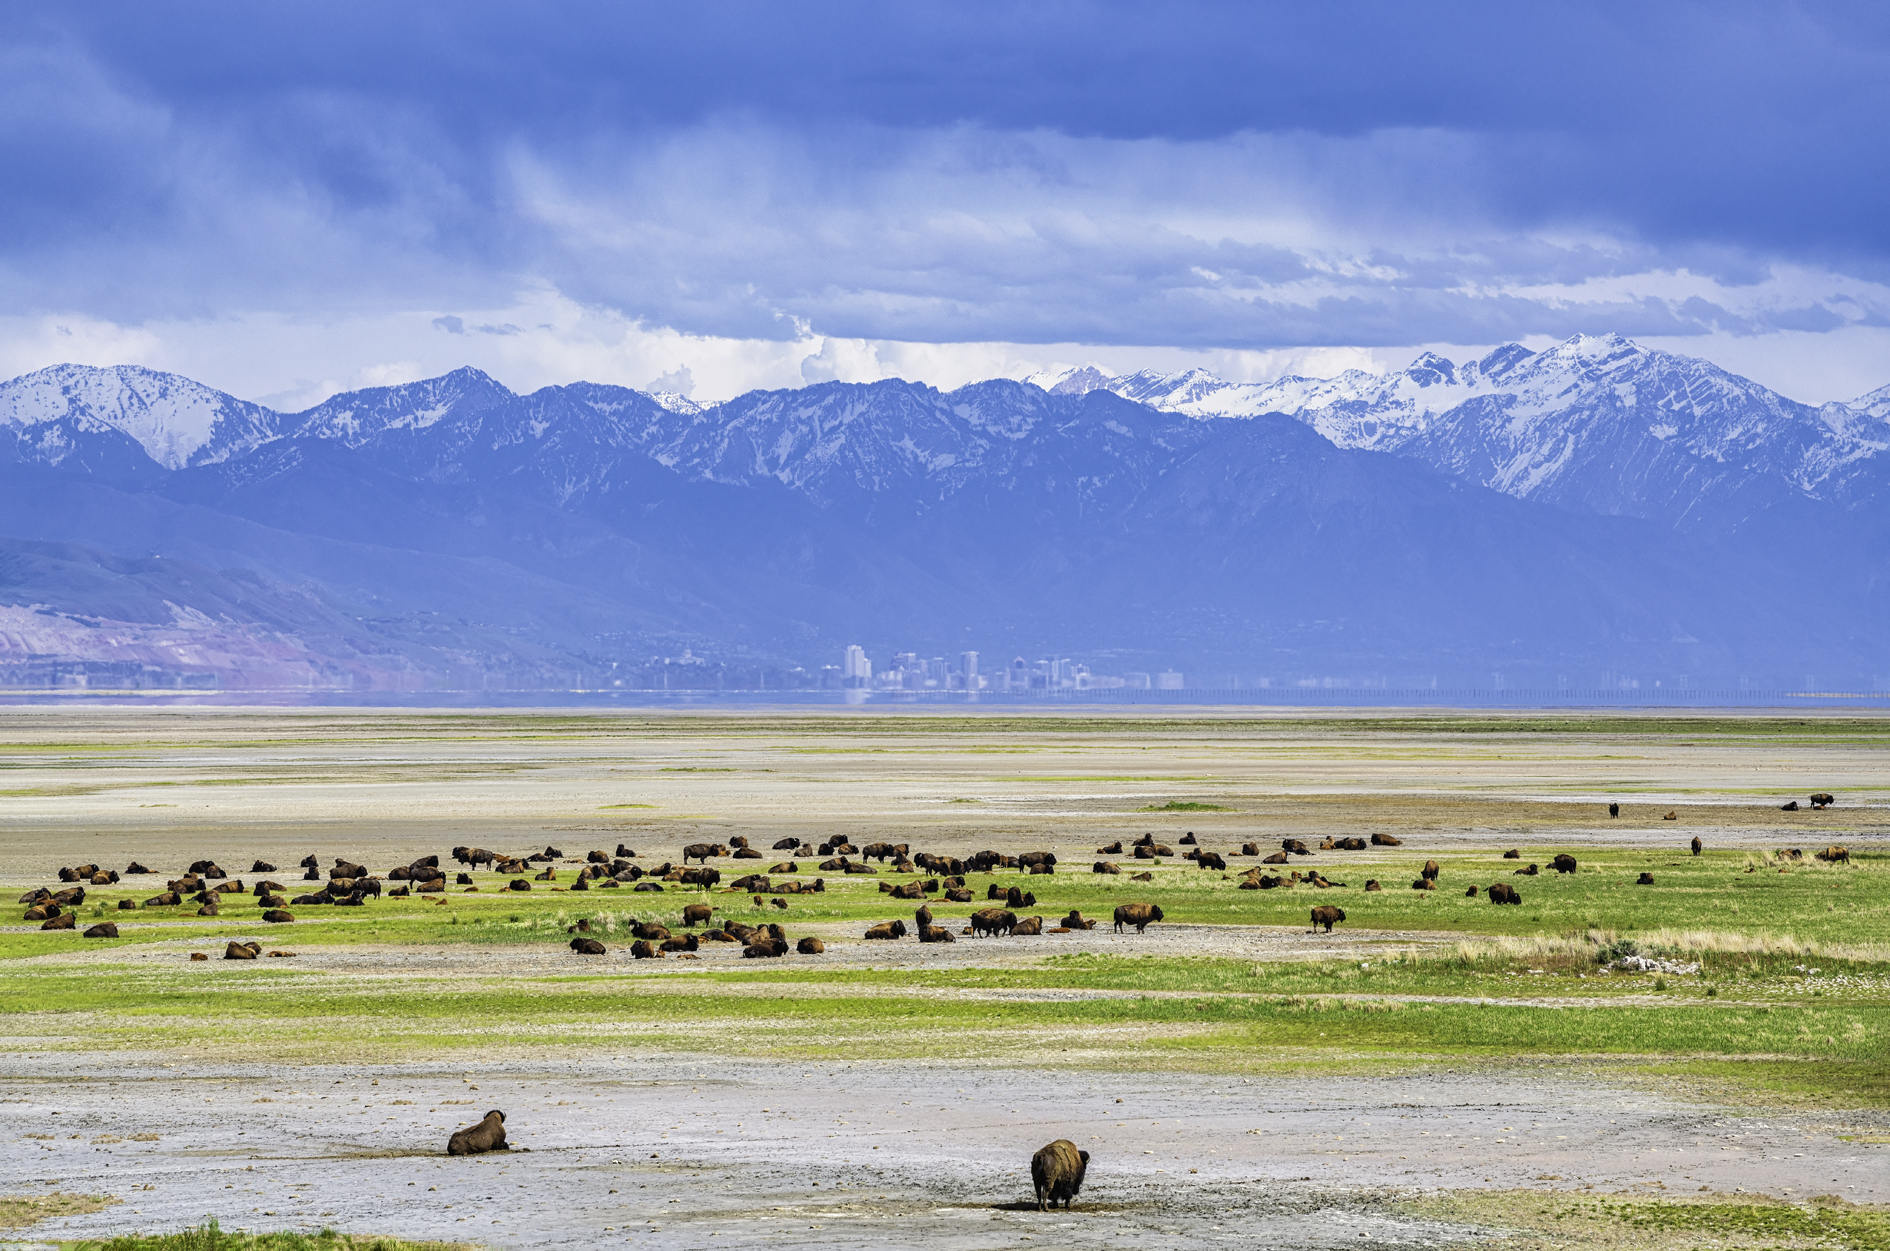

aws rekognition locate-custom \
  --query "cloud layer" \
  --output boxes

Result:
[4,2,1890,402]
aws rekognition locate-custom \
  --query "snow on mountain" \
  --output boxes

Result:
[0,363,280,469]
[1043,334,1890,525]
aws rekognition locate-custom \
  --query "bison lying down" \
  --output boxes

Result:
[448,1110,508,1155]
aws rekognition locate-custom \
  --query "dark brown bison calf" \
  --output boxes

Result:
[448,1110,508,1155]
[1309,905,1345,933]
[1031,1138,1090,1211]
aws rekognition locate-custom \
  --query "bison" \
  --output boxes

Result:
[970,908,1017,937]
[1552,854,1577,874]
[1196,852,1227,871]
[918,924,955,943]
[1502,849,1521,859]
[1092,861,1120,875]
[263,909,295,923]
[1636,872,1655,884]
[1261,851,1289,865]
[1363,880,1381,892]
[1371,833,1402,846]
[1011,916,1043,936]
[1815,846,1851,864]
[1608,802,1619,818]
[83,922,119,938]
[1464,885,1479,897]
[1690,836,1702,856]
[1420,859,1440,881]
[447,1110,508,1155]
[1780,800,1800,811]
[682,904,714,927]
[630,940,661,959]
[1282,839,1311,856]
[1514,864,1539,876]
[683,842,726,864]
[1411,878,1435,891]
[1309,905,1345,933]
[1112,903,1163,933]
[1059,911,1094,930]
[1487,882,1521,905]
[863,920,908,940]
[570,937,607,955]
[225,941,262,959]
[1030,1139,1089,1211]
[796,937,825,954]
[1810,792,1835,809]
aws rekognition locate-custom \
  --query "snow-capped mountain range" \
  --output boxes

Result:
[0,334,1885,690]
[1030,333,1890,527]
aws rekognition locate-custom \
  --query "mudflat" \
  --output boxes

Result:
[1,706,1885,1249]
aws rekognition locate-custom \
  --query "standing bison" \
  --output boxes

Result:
[447,1110,508,1155]
[1031,1139,1090,1211]
[1309,905,1345,933]
[1487,882,1521,905]
[1551,854,1578,874]
[1112,903,1163,933]
[1809,792,1835,809]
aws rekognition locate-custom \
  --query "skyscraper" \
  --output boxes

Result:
[960,650,979,690]
[843,644,871,688]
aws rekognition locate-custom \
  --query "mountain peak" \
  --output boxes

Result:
[0,362,278,469]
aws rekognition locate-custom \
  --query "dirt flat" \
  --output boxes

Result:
[1,1057,1882,1250]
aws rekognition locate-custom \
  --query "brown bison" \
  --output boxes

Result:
[1464,885,1478,897]
[1309,905,1345,933]
[1112,903,1163,933]
[1059,911,1094,930]
[1093,861,1121,875]
[682,904,714,927]
[1662,810,1678,821]
[1371,833,1402,846]
[918,924,956,943]
[796,937,826,954]
[262,909,295,923]
[683,842,726,864]
[660,935,699,953]
[1780,799,1800,811]
[1501,849,1521,859]
[1810,792,1835,809]
[944,887,973,902]
[1551,854,1577,874]
[570,937,607,954]
[1282,839,1311,856]
[1332,837,1367,851]
[1011,916,1043,936]
[1514,864,1539,876]
[1363,880,1381,892]
[1690,836,1702,856]
[1411,878,1435,891]
[742,939,786,958]
[1196,852,1227,871]
[1030,1139,1089,1211]
[1636,872,1655,884]
[1816,846,1851,864]
[1487,882,1521,905]
[971,908,1017,937]
[1096,841,1124,854]
[225,941,262,959]
[631,940,661,959]
[83,922,119,938]
[447,1110,508,1155]
[1420,859,1440,881]
[1262,851,1289,865]
[864,920,908,940]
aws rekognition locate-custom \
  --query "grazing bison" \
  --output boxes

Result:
[1690,836,1702,856]
[83,922,119,938]
[1780,800,1800,811]
[796,937,825,954]
[1502,849,1521,860]
[1810,792,1835,808]
[1309,905,1345,933]
[1112,903,1163,934]
[1636,872,1655,884]
[1371,833,1402,846]
[1030,1139,1090,1211]
[1815,846,1850,864]
[918,924,956,943]
[447,1110,508,1155]
[1011,916,1043,936]
[971,908,1018,937]
[1196,852,1227,871]
[864,920,908,940]
[1420,859,1440,881]
[1552,854,1577,874]
[1487,882,1521,905]
[682,904,714,927]
[570,938,607,955]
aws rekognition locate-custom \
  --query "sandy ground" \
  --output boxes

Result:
[0,707,1884,881]
[1,1057,1883,1250]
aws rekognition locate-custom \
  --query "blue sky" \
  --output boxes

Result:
[4,1,1889,404]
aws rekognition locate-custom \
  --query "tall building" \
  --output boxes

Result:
[960,650,979,690]
[843,644,871,688]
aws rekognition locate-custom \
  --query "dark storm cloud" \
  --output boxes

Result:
[2,1,1886,345]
